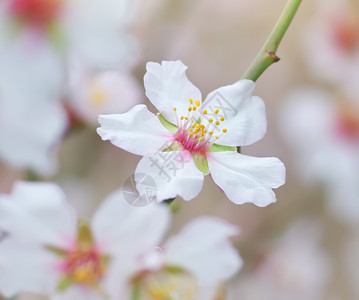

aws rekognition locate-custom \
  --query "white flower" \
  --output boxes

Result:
[0,96,68,175]
[229,220,331,300]
[279,88,359,224]
[303,0,359,98]
[0,181,170,299]
[67,63,142,124]
[121,217,242,300]
[97,60,285,206]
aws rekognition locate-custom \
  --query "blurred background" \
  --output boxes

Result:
[1,0,359,299]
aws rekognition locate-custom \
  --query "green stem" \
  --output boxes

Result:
[241,0,302,82]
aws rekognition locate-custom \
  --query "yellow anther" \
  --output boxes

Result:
[209,118,213,123]
[191,120,194,123]
[215,136,219,139]
[201,133,205,137]
[222,128,228,133]
[198,138,203,141]
[180,116,184,120]
[190,133,194,137]
[188,98,193,104]
[215,121,220,125]
[203,110,207,114]
[185,117,188,120]
[209,131,213,135]
[193,106,197,111]
[173,107,177,111]
[195,99,201,107]
[215,109,219,114]
[189,128,192,132]
[192,125,196,128]
[203,130,207,133]
[188,107,192,112]
[220,117,225,121]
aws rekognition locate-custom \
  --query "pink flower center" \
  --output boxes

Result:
[8,0,62,28]
[332,17,359,54]
[173,98,227,155]
[61,246,106,286]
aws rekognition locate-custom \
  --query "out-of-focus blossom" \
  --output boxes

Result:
[97,60,285,206]
[0,181,242,299]
[0,97,68,175]
[129,217,242,300]
[230,220,330,300]
[280,88,359,223]
[0,181,170,299]
[67,63,142,124]
[303,0,359,97]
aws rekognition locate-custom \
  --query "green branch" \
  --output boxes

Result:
[242,0,302,82]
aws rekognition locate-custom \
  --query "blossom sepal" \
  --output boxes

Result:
[158,114,178,134]
[208,144,236,152]
[192,153,210,175]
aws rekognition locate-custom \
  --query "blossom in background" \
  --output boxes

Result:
[230,220,331,300]
[0,181,242,299]
[0,181,170,299]
[279,88,359,224]
[128,217,242,300]
[0,98,68,175]
[303,0,359,98]
[67,63,142,124]
[0,0,136,174]
[97,60,285,206]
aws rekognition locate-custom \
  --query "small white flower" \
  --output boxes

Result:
[303,0,359,98]
[0,97,68,175]
[124,217,242,300]
[97,60,285,206]
[0,181,170,299]
[67,63,142,124]
[279,88,359,223]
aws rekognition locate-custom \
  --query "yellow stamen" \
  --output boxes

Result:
[215,136,219,139]
[193,106,197,111]
[222,129,228,133]
[220,117,225,121]
[215,121,220,125]
[203,110,207,114]
[209,131,213,135]
[188,107,192,112]
[180,116,184,120]
[209,118,213,123]
[185,117,188,120]
[189,98,193,104]
[215,109,219,114]
[173,107,177,111]
[195,99,201,107]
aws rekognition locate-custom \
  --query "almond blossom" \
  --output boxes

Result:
[127,217,242,300]
[67,63,142,124]
[0,181,170,299]
[97,60,285,206]
[303,0,359,98]
[280,88,359,223]
[0,181,242,300]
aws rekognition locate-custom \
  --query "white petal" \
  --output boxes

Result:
[0,237,59,297]
[203,80,266,146]
[0,181,77,248]
[207,151,286,207]
[97,105,173,156]
[164,217,242,286]
[51,286,105,300]
[0,99,68,175]
[92,189,171,256]
[144,61,202,124]
[135,150,204,201]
